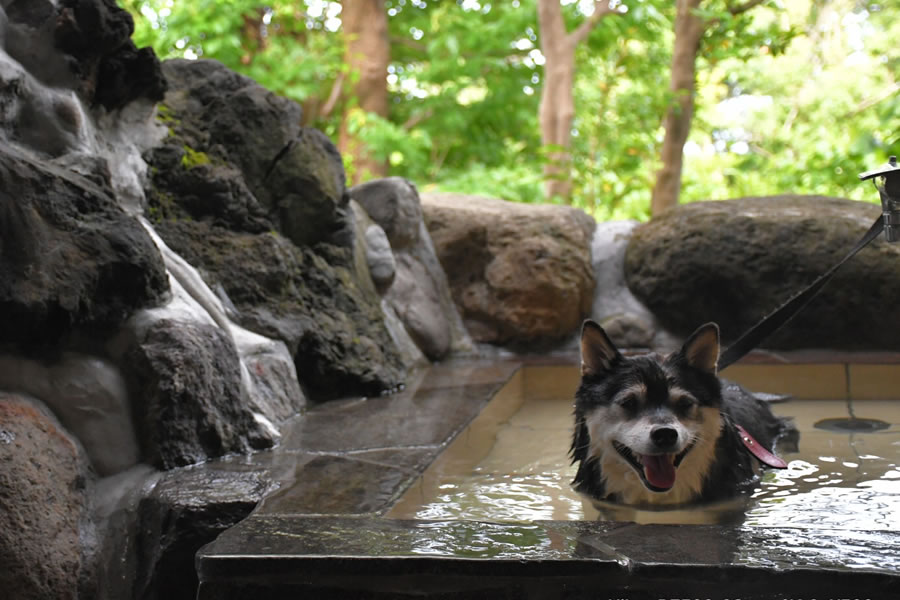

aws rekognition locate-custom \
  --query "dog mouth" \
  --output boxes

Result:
[612,440,695,492]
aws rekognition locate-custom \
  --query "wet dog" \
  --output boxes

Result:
[571,320,795,507]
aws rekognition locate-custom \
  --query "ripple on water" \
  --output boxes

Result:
[413,470,583,522]
[746,455,900,530]
[403,397,899,533]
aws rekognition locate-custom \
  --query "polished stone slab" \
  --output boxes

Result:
[197,516,900,599]
[221,361,521,518]
[257,454,419,515]
[280,381,505,453]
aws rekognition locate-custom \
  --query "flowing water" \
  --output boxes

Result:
[388,366,900,529]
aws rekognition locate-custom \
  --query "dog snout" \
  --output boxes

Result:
[650,426,678,450]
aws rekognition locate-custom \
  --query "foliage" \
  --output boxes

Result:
[120,0,343,106]
[121,0,899,220]
[680,0,899,204]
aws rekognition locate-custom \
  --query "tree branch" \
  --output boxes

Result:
[704,0,766,31]
[728,0,767,15]
[319,71,345,120]
[841,82,900,120]
[570,1,618,46]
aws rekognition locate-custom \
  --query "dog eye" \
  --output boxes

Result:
[674,395,697,412]
[618,395,638,411]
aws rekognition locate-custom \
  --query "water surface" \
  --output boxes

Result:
[388,368,900,528]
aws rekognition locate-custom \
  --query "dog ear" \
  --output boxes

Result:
[681,322,720,374]
[580,320,621,377]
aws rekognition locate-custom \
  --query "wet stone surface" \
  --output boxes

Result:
[258,455,416,515]
[279,382,504,454]
[198,516,900,599]
[199,359,520,519]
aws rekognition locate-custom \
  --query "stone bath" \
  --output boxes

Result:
[195,354,900,599]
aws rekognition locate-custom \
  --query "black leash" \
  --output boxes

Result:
[718,215,885,370]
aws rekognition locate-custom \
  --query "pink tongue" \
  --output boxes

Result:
[642,454,676,489]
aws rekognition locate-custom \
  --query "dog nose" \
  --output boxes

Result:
[651,426,678,449]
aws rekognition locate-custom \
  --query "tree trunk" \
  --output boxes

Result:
[538,0,576,201]
[650,0,705,216]
[537,0,615,203]
[339,0,390,184]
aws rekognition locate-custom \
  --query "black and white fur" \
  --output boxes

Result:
[571,320,794,507]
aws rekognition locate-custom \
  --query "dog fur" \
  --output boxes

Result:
[571,320,794,507]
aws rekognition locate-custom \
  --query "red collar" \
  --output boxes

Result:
[735,424,788,469]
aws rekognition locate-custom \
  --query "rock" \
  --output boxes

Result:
[150,220,407,401]
[352,177,423,248]
[89,464,159,600]
[421,192,596,347]
[597,313,657,349]
[624,196,900,350]
[352,178,473,360]
[380,298,428,368]
[0,392,91,600]
[0,46,87,157]
[144,142,272,234]
[0,145,168,353]
[261,127,351,248]
[124,318,275,469]
[348,200,424,368]
[0,353,139,476]
[364,223,396,292]
[136,467,268,600]
[590,221,677,350]
[145,58,408,400]
[53,0,167,110]
[157,59,350,247]
[233,329,307,425]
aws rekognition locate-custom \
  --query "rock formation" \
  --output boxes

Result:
[422,192,596,348]
[625,196,900,350]
[351,178,474,361]
[0,393,92,599]
[0,1,455,598]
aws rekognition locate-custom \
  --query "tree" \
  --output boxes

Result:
[679,0,899,203]
[339,0,390,184]
[537,0,618,202]
[124,0,894,219]
[650,0,772,216]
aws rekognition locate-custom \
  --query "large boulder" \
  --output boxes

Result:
[625,196,900,350]
[352,178,473,360]
[146,58,408,400]
[0,392,92,600]
[151,220,407,401]
[590,220,676,350]
[0,145,168,353]
[156,58,349,247]
[123,318,274,469]
[421,192,596,347]
[53,0,167,110]
[0,353,139,477]
[2,0,166,112]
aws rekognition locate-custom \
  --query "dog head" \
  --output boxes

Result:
[571,320,724,505]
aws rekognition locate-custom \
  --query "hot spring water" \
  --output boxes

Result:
[388,366,900,529]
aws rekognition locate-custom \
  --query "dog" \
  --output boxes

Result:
[571,319,795,508]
